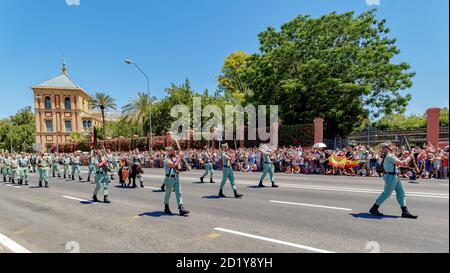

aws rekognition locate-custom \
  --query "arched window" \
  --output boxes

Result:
[65,97,71,110]
[44,96,52,110]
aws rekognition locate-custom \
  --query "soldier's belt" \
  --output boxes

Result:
[384,172,397,176]
[223,165,231,168]
[165,174,177,178]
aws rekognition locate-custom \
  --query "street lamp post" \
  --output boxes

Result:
[125,59,153,155]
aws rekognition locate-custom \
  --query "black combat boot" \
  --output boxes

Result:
[92,195,99,202]
[58,174,61,178]
[79,177,83,181]
[87,177,90,182]
[369,204,384,216]
[25,181,28,186]
[45,182,49,188]
[234,190,243,199]
[179,204,190,216]
[164,204,173,215]
[218,189,226,198]
[271,181,279,188]
[104,195,111,204]
[210,178,215,184]
[18,179,22,185]
[161,184,166,192]
[258,181,265,188]
[3,176,6,182]
[11,179,15,184]
[39,181,42,188]
[64,174,66,179]
[200,177,204,183]
[140,181,144,188]
[401,206,418,219]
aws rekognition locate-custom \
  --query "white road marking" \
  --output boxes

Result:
[145,186,161,190]
[270,200,352,211]
[0,232,32,253]
[214,228,335,253]
[4,184,21,189]
[62,196,96,203]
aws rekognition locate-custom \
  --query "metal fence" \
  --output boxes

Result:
[344,127,449,148]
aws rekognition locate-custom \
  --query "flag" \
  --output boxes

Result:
[328,155,348,168]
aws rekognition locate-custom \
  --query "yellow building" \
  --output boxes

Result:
[31,60,102,152]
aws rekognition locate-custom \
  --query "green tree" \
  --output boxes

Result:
[91,92,117,140]
[218,51,252,102]
[238,10,414,137]
[0,107,35,152]
[122,92,156,136]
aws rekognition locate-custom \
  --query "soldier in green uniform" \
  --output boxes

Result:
[3,152,12,182]
[71,152,83,181]
[92,150,111,204]
[258,145,279,188]
[37,152,50,188]
[200,147,215,184]
[219,144,243,199]
[369,142,418,219]
[18,152,30,186]
[0,151,5,178]
[163,147,190,216]
[111,152,120,181]
[62,154,71,179]
[87,151,98,182]
[51,153,61,178]
[10,154,19,184]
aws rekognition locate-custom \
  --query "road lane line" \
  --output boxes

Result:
[4,184,21,189]
[0,232,32,253]
[270,200,352,211]
[214,228,335,253]
[62,196,96,203]
[145,186,161,190]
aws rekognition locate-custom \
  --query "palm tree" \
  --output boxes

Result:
[91,92,117,141]
[122,92,156,135]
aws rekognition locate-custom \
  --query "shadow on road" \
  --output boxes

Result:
[350,213,400,220]
[139,211,176,217]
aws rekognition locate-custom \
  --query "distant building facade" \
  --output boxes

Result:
[31,60,102,152]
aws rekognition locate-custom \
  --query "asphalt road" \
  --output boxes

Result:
[0,167,448,253]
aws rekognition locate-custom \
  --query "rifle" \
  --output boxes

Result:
[402,133,421,174]
[171,133,191,171]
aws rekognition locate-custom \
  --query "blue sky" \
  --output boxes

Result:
[0,0,448,118]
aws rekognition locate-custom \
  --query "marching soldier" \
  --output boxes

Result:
[163,147,190,216]
[30,154,37,173]
[92,150,111,204]
[18,152,30,185]
[369,142,418,219]
[111,152,120,181]
[37,152,50,188]
[52,153,62,178]
[71,151,83,181]
[87,151,98,182]
[0,151,5,179]
[219,144,243,199]
[129,149,144,188]
[258,145,279,188]
[3,152,12,182]
[63,154,71,179]
[10,154,19,184]
[200,147,215,184]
